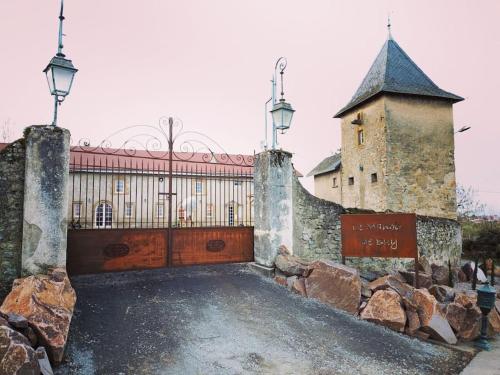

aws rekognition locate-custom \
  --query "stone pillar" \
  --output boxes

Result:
[21,126,71,276]
[254,150,294,269]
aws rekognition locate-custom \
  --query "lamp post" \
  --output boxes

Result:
[264,57,295,150]
[43,0,78,127]
[475,283,497,351]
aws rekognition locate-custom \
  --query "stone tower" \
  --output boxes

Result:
[333,34,463,219]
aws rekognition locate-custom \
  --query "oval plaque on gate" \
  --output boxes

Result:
[206,240,225,252]
[103,243,130,258]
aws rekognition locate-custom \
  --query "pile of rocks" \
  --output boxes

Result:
[0,268,76,374]
[273,250,500,345]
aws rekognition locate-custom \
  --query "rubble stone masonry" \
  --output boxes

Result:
[0,140,26,298]
[256,150,462,273]
[338,95,457,220]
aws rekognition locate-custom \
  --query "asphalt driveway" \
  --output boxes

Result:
[56,264,471,375]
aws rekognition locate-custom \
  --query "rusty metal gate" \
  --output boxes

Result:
[67,117,254,275]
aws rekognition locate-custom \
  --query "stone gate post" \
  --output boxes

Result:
[21,126,71,276]
[254,150,294,272]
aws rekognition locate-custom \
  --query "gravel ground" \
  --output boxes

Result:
[56,264,472,375]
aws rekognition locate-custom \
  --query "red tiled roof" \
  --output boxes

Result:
[1,142,303,177]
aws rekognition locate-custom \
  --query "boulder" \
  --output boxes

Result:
[411,289,457,344]
[411,289,437,326]
[446,295,487,341]
[361,280,372,299]
[454,292,477,308]
[274,255,310,277]
[445,302,467,332]
[6,313,29,330]
[428,285,455,303]
[36,347,54,375]
[368,275,414,298]
[291,277,307,297]
[404,302,421,336]
[274,274,287,287]
[451,267,468,283]
[0,268,77,365]
[0,325,40,375]
[360,290,406,332]
[278,245,291,256]
[398,271,432,289]
[416,256,432,275]
[462,262,487,283]
[431,264,450,286]
[20,327,38,347]
[458,307,482,341]
[496,300,500,315]
[414,331,430,340]
[304,261,361,315]
[286,276,298,290]
[359,270,387,282]
[488,308,500,335]
[424,314,457,344]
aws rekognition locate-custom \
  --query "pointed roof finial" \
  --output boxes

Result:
[387,14,393,40]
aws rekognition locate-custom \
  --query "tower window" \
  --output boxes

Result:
[348,177,354,186]
[371,173,378,183]
[357,129,365,145]
[332,177,338,188]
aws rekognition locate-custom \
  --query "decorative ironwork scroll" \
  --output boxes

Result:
[71,116,254,167]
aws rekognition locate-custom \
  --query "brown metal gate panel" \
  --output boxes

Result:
[67,229,167,275]
[171,227,254,266]
[67,227,254,275]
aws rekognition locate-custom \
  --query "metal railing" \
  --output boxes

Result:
[68,117,255,230]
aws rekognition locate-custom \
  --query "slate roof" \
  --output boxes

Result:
[307,153,341,177]
[334,37,464,118]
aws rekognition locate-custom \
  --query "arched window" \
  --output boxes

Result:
[95,203,112,228]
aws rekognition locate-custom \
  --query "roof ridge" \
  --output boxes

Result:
[381,39,390,91]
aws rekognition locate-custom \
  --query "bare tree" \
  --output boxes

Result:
[1,119,12,143]
[457,185,485,220]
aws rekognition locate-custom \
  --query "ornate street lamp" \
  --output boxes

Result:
[475,283,497,351]
[264,57,295,150]
[43,0,78,126]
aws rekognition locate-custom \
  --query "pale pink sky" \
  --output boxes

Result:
[1,1,499,213]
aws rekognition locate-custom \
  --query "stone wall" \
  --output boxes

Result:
[385,95,457,220]
[254,149,462,273]
[340,96,388,212]
[293,172,461,271]
[293,176,345,261]
[0,140,26,298]
[416,215,462,265]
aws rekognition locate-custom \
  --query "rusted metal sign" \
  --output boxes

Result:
[341,213,417,259]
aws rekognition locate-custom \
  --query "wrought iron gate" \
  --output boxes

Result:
[67,117,254,275]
